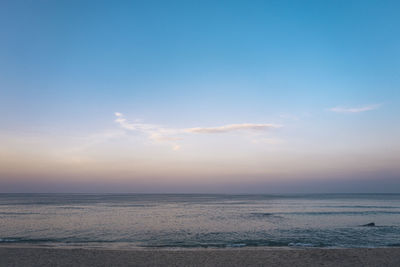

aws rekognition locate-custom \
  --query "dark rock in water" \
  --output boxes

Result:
[361,222,375,227]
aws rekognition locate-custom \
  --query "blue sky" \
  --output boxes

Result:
[0,0,399,192]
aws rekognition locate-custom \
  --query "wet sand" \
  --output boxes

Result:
[1,246,399,267]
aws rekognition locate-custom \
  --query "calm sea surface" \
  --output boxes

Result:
[0,194,399,248]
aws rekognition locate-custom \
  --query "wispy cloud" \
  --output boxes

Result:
[185,123,281,134]
[114,112,282,150]
[329,104,381,113]
[114,112,161,132]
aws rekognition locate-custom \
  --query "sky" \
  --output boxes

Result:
[1,0,399,193]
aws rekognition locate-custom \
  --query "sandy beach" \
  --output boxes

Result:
[0,246,399,267]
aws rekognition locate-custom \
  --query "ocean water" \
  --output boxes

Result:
[0,194,399,249]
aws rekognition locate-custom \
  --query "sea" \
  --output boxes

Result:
[0,194,399,249]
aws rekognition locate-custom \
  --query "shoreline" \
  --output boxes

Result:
[1,246,399,266]
[1,243,399,250]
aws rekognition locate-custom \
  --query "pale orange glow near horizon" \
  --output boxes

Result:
[1,127,399,193]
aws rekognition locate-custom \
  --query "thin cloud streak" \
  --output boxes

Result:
[114,112,282,149]
[185,123,281,134]
[329,104,381,113]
